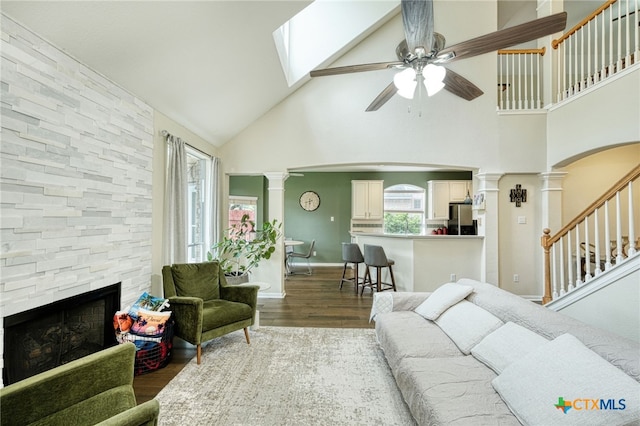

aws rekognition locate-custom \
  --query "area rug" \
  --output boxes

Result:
[155,327,416,425]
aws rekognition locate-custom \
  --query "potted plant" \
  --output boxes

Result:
[207,214,282,284]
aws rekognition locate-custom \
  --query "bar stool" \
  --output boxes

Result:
[339,243,365,293]
[361,244,397,294]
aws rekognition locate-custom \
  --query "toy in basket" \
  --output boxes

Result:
[114,292,174,375]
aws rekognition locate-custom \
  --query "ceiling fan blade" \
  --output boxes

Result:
[310,62,403,77]
[402,0,434,53]
[443,69,483,101]
[365,82,397,112]
[437,12,567,63]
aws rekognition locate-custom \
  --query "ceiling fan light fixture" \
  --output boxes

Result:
[393,68,417,99]
[422,64,446,96]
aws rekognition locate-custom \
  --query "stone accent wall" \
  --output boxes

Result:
[1,14,154,374]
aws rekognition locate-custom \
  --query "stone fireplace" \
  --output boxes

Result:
[3,284,121,385]
[1,15,154,386]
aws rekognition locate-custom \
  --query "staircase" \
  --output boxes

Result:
[540,165,639,340]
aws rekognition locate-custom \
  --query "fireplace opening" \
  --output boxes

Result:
[3,283,121,385]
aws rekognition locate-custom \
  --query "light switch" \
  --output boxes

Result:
[330,216,334,222]
[517,216,526,224]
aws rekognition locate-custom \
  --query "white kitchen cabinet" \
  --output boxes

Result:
[352,180,384,220]
[427,181,451,219]
[449,181,471,202]
[427,180,472,219]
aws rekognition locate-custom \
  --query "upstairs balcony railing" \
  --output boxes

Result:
[498,0,639,110]
[497,48,546,110]
[552,0,639,102]
[541,164,640,304]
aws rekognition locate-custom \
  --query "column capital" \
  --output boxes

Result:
[539,171,567,191]
[263,172,289,190]
[475,172,504,192]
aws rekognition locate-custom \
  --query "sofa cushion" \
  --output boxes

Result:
[458,279,640,382]
[493,333,640,426]
[414,282,474,320]
[471,321,549,373]
[170,262,221,300]
[435,300,504,354]
[375,311,463,371]
[395,356,520,426]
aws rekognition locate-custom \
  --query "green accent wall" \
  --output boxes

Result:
[228,176,268,225]
[229,171,472,263]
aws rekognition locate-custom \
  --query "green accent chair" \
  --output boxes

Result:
[0,343,159,426]
[162,262,258,364]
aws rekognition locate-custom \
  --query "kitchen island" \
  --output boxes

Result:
[351,232,484,292]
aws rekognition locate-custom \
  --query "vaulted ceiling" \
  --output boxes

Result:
[1,1,597,148]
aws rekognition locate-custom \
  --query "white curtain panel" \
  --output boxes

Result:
[210,156,221,250]
[163,134,188,264]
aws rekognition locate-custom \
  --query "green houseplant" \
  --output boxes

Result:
[208,214,282,283]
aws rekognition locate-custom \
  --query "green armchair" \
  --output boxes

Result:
[0,343,159,426]
[162,262,258,364]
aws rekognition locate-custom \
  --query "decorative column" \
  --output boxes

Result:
[539,171,567,302]
[475,172,503,284]
[252,172,288,298]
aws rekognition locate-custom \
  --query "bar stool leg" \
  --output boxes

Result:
[388,264,397,291]
[339,261,348,289]
[353,263,359,294]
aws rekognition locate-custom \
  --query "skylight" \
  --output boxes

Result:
[273,0,399,87]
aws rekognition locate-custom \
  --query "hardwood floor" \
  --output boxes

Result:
[133,266,374,403]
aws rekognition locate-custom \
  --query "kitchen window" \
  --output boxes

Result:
[383,184,425,234]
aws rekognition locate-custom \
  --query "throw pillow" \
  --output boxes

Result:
[414,282,474,320]
[471,321,549,373]
[434,300,503,354]
[493,333,640,426]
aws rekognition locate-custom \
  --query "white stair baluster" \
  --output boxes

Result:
[552,244,558,299]
[584,216,592,281]
[604,199,612,270]
[616,191,624,264]
[575,224,583,287]
[594,208,602,276]
[557,235,564,299]
[628,181,636,256]
[567,228,574,292]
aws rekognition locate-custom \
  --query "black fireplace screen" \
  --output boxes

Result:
[3,283,121,385]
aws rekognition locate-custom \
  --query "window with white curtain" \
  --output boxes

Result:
[186,147,211,262]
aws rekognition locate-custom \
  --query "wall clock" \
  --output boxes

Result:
[299,191,320,212]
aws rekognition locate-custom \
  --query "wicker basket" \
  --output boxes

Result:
[115,317,174,376]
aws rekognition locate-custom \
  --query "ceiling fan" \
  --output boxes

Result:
[309,0,567,111]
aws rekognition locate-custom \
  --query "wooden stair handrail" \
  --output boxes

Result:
[543,163,640,247]
[552,0,617,49]
[498,47,546,56]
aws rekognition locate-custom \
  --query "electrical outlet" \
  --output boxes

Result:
[450,273,456,282]
[313,251,317,256]
[513,274,519,283]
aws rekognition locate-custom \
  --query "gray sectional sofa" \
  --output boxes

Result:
[371,278,640,426]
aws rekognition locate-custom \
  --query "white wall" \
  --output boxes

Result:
[559,143,640,221]
[219,1,508,175]
[547,69,640,168]
[498,174,543,297]
[555,261,640,342]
